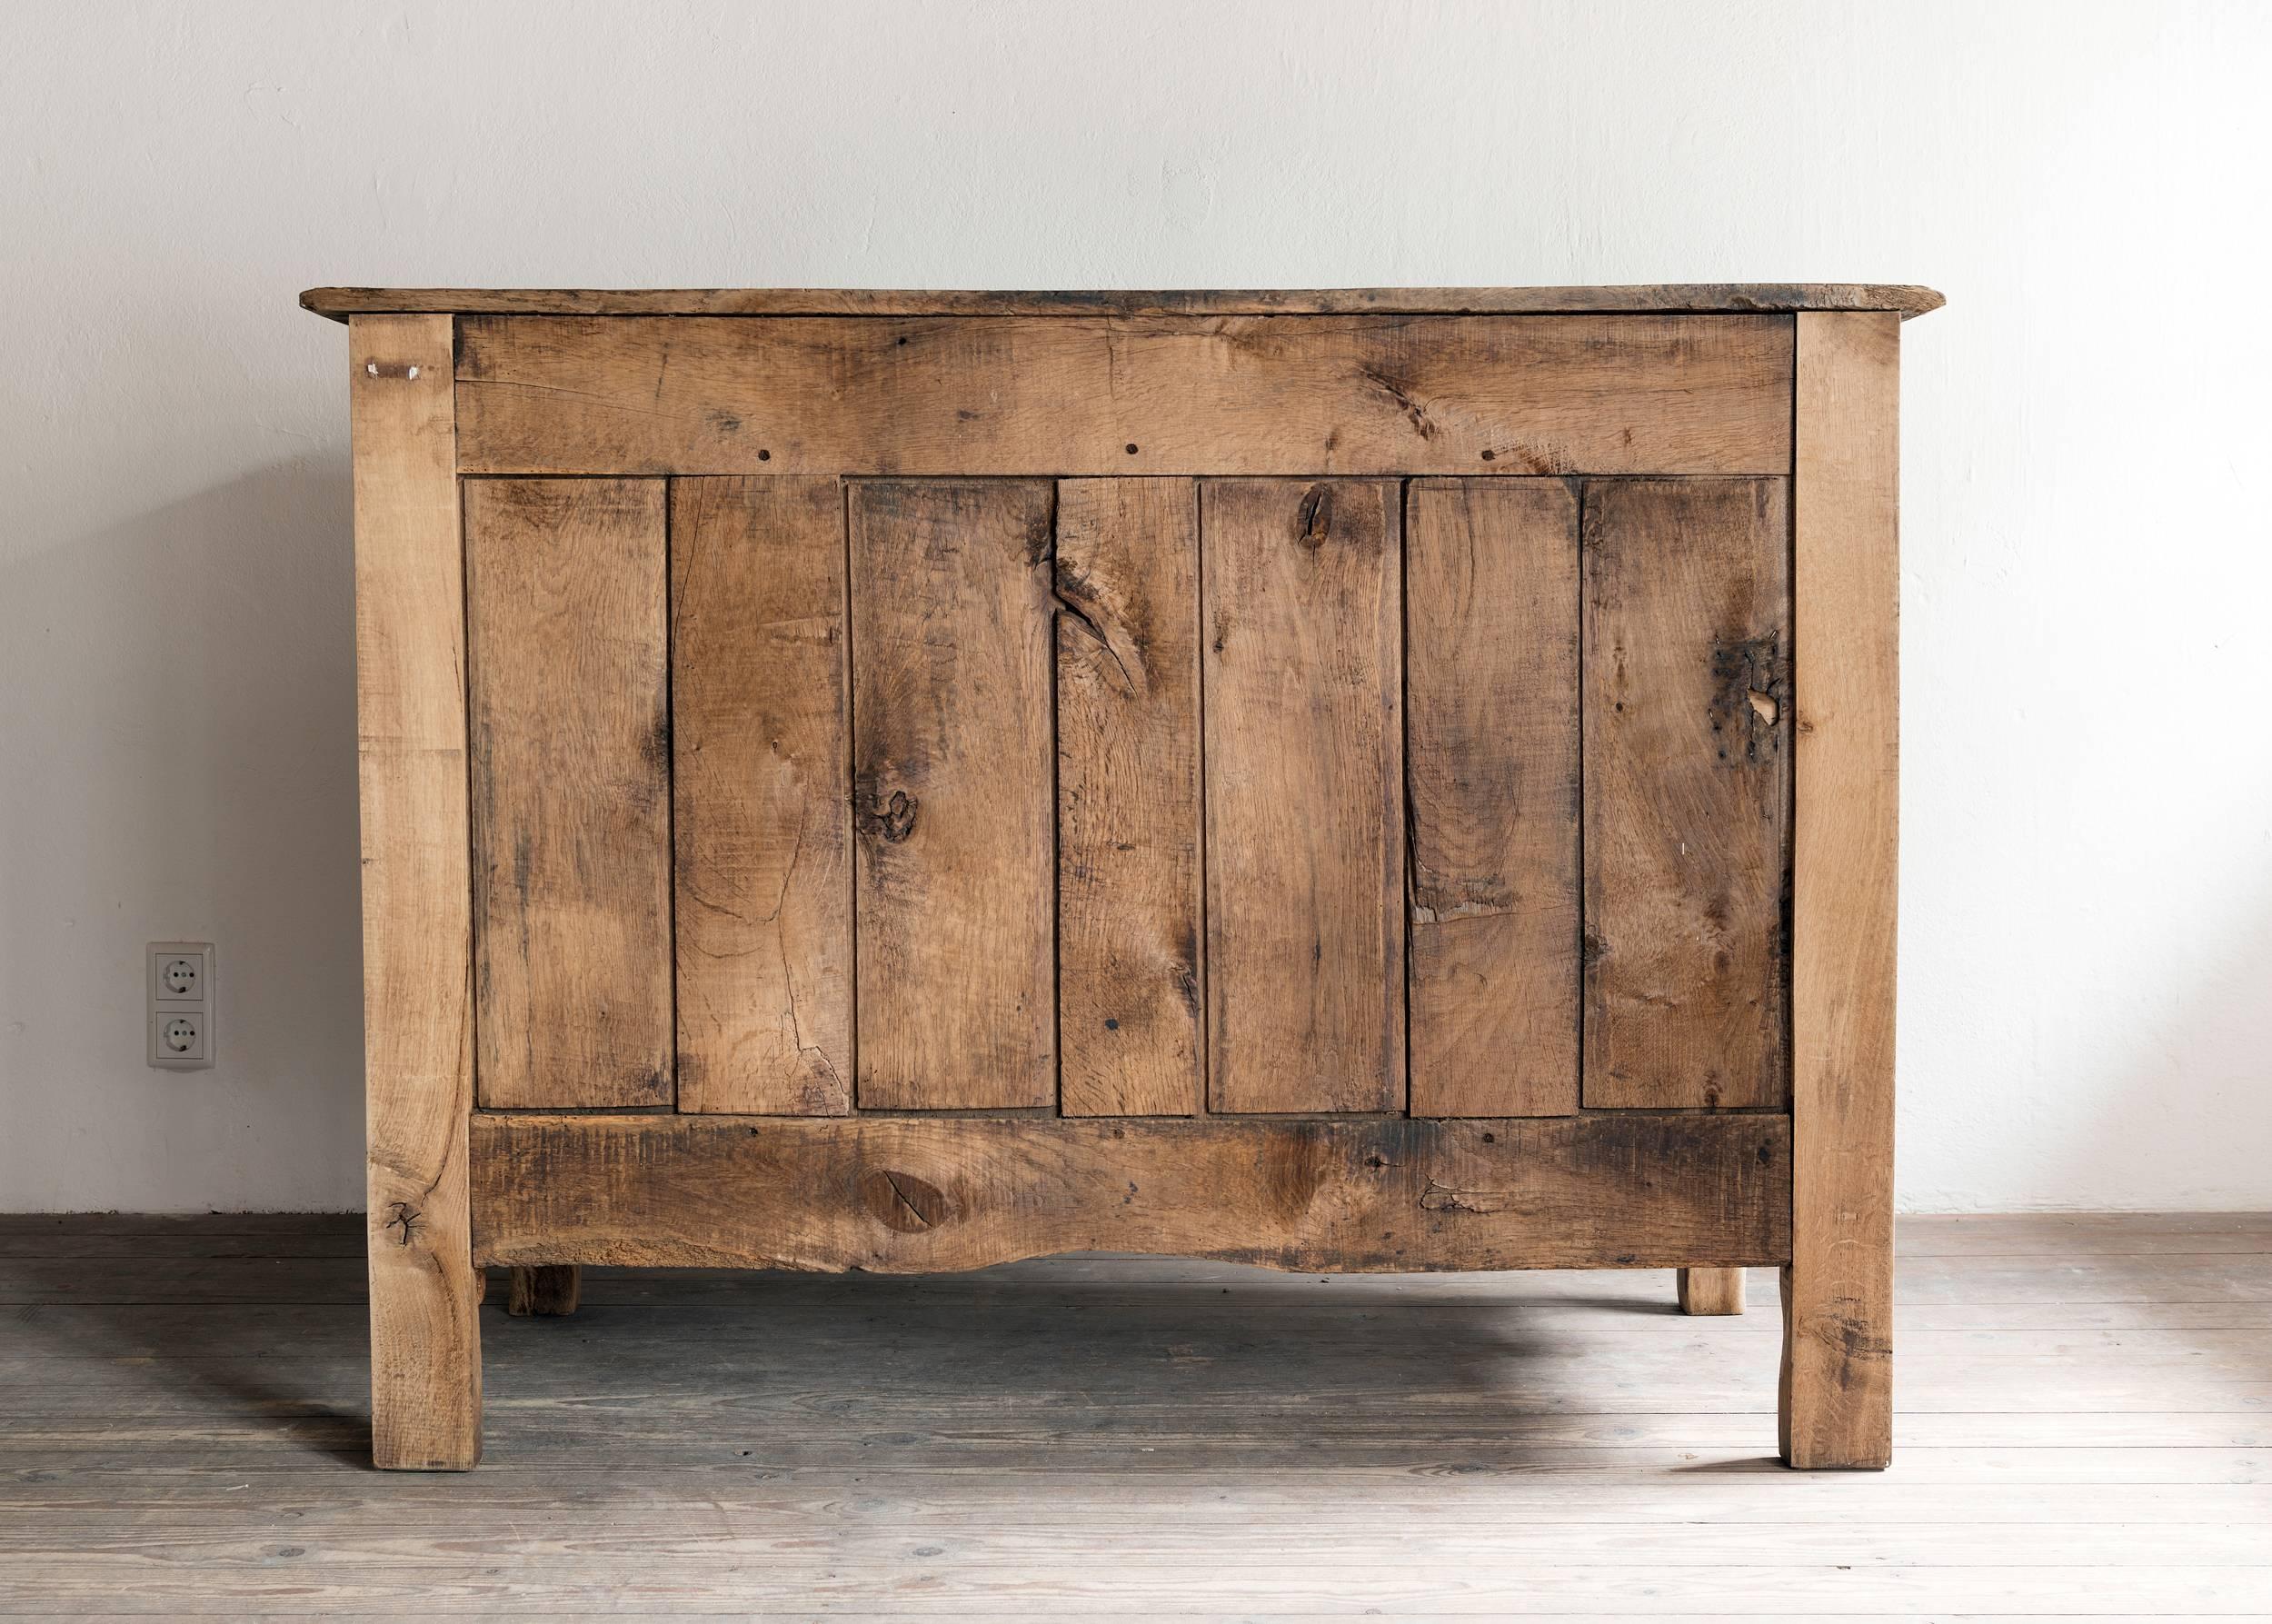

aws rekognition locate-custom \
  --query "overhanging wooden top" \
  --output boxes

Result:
[302,284,1944,322]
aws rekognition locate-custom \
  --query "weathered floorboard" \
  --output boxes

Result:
[848,480,1056,1110]
[1404,478,1581,1116]
[1055,479,1204,1116]
[1201,479,1405,1114]
[348,313,482,1470]
[453,314,1794,477]
[9,1211,2272,1618]
[672,476,853,1114]
[1581,477,1789,1111]
[465,477,673,1109]
[469,1112,1789,1272]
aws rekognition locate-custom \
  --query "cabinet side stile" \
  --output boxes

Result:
[1782,309,1901,1470]
[351,313,482,1470]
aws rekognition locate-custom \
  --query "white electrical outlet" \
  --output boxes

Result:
[148,941,214,1071]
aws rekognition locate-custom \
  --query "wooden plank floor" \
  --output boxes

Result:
[2,1213,2267,1618]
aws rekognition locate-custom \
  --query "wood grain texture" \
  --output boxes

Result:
[849,481,1056,1110]
[1581,478,1790,1111]
[1404,479,1581,1117]
[1055,480,1203,1116]
[470,1112,1791,1273]
[465,479,673,1108]
[348,314,481,1470]
[452,314,1793,478]
[1678,1267,1747,1315]
[1782,310,1902,1470]
[304,283,1948,320]
[672,477,852,1114]
[1202,479,1404,1113]
[505,1265,580,1318]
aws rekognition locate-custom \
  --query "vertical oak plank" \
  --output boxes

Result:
[849,480,1056,1110]
[1782,310,1901,1470]
[465,478,673,1109]
[1581,478,1789,1111]
[1679,1266,1747,1315]
[672,477,853,1114]
[1202,479,1404,1113]
[350,314,481,1470]
[1056,479,1204,1116]
[1405,480,1581,1116]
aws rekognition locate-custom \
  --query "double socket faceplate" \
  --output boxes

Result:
[148,942,214,1070]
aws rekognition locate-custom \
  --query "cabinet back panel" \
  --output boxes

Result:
[463,463,1793,1118]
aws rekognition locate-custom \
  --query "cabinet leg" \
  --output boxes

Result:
[1677,1267,1745,1315]
[508,1264,582,1317]
[367,1207,483,1470]
[1779,1260,1893,1469]
[1781,311,1898,1470]
[357,313,483,1472]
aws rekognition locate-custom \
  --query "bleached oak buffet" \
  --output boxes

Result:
[305,283,1936,1471]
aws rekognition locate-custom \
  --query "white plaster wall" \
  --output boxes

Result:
[3,0,2267,1212]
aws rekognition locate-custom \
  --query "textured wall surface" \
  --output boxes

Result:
[3,1,2267,1211]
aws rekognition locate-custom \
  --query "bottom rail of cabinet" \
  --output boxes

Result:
[470,1111,1790,1274]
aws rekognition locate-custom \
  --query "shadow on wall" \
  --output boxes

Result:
[0,456,366,1211]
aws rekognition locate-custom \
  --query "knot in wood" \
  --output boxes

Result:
[862,789,919,843]
[384,1202,421,1247]
[862,1169,952,1233]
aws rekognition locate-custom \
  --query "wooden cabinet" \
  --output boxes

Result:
[311,283,1937,1472]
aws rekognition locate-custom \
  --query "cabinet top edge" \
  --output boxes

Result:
[302,284,1945,323]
